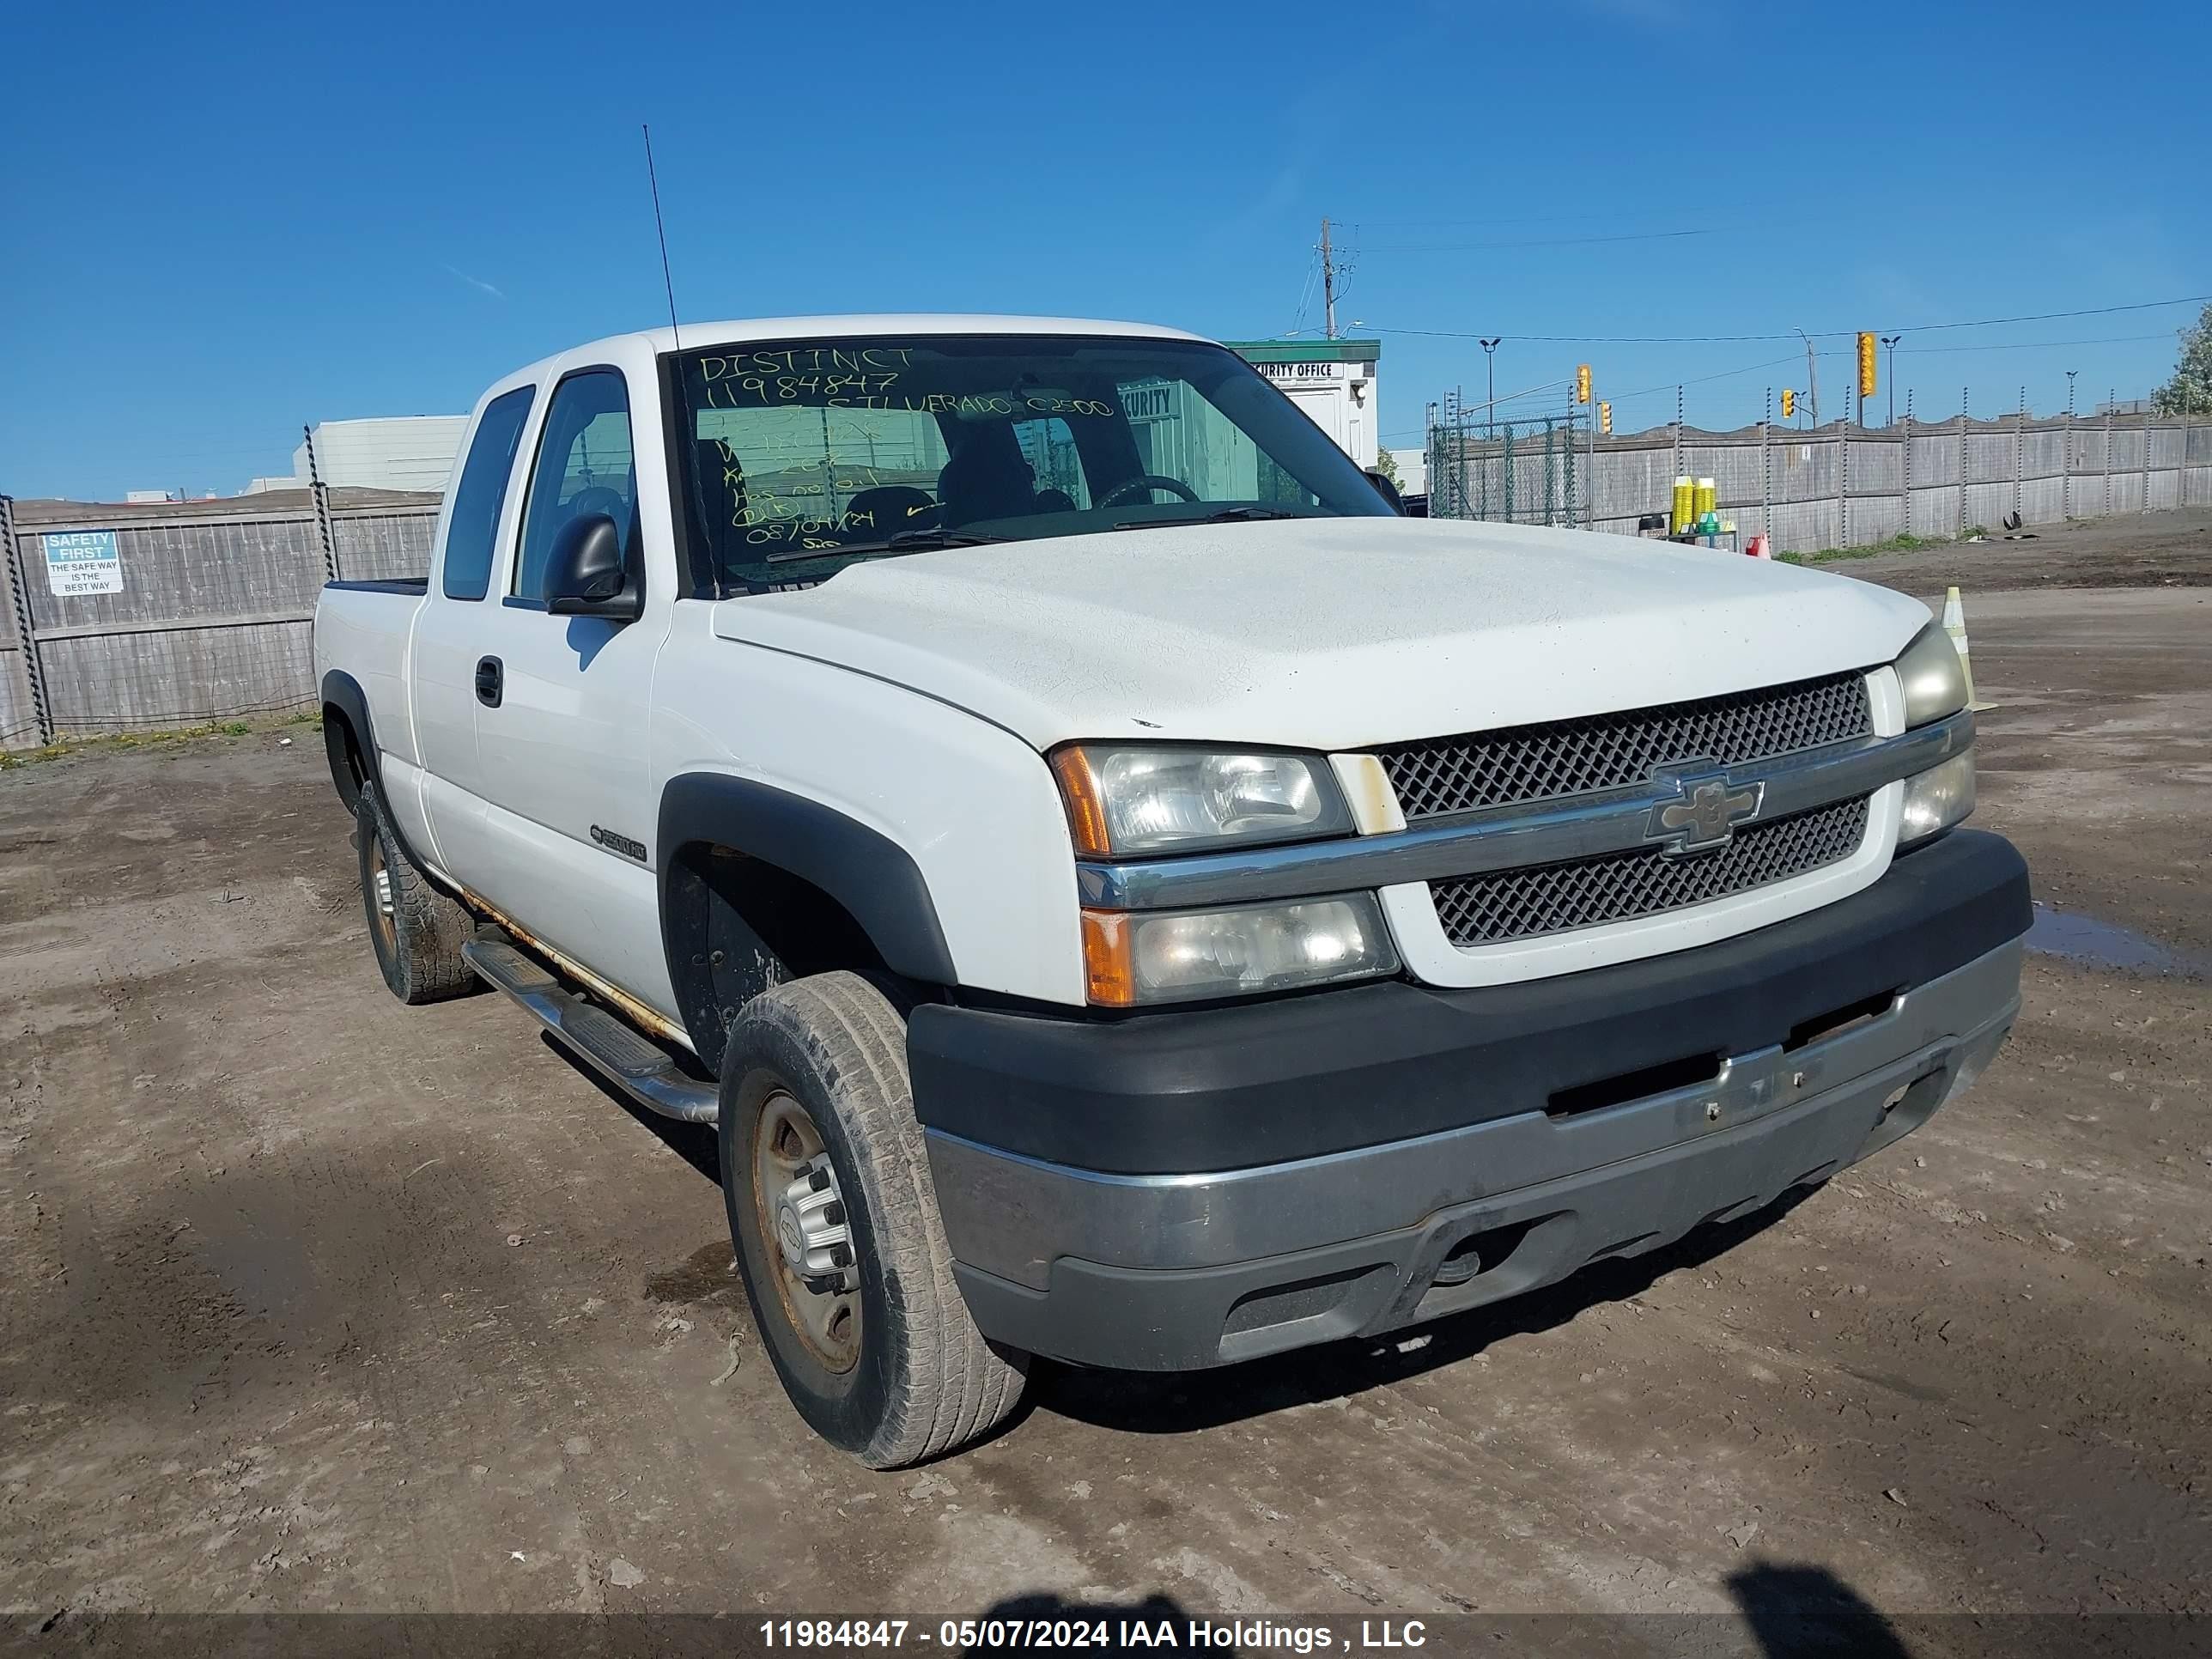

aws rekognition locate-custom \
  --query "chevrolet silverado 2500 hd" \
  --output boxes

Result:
[313,316,2027,1468]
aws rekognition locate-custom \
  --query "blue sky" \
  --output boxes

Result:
[4,0,2207,500]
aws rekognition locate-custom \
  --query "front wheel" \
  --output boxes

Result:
[720,972,1025,1468]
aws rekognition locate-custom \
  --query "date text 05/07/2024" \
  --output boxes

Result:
[758,1620,1430,1651]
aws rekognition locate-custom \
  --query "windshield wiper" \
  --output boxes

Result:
[766,528,1006,562]
[1111,506,1306,531]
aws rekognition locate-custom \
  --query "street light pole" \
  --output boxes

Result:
[1881,335,1902,427]
[1480,337,1501,419]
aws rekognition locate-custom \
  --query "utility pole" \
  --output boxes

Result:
[1796,329,1820,428]
[1881,335,1901,427]
[1321,216,1336,340]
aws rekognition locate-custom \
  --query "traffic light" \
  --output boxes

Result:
[1857,332,1877,401]
[1597,401,1612,435]
[1576,363,1591,404]
[1781,388,1796,420]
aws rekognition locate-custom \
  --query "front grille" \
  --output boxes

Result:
[1377,672,1872,821]
[1431,797,1871,948]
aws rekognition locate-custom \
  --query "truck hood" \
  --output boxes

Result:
[708,517,1930,751]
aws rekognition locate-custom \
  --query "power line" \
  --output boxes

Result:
[1359,228,1705,254]
[1369,292,2212,345]
[1288,247,1319,337]
[1895,330,2179,356]
[1383,325,1808,343]
[1893,299,2208,336]
[1595,330,2185,410]
[1341,211,1622,230]
[1603,353,1814,406]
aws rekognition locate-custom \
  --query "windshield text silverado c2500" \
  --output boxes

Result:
[313,317,2028,1467]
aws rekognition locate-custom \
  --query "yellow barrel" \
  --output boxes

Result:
[1694,477,1717,520]
[1672,476,1694,535]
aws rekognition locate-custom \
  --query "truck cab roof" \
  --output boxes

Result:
[514,315,1212,381]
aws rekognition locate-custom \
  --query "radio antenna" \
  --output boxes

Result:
[642,124,682,351]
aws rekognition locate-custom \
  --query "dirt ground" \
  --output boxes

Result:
[1835,502,2212,592]
[2,511,2207,1638]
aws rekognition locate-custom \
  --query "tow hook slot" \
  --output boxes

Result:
[1426,1218,1542,1291]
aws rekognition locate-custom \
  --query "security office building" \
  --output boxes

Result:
[1225,338,1381,471]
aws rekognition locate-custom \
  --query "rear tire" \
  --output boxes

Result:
[355,780,477,1004]
[719,972,1025,1468]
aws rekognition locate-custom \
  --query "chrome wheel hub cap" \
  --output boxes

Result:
[752,1091,862,1372]
[775,1153,855,1291]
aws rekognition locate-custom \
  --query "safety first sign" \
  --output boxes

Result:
[42,531,123,597]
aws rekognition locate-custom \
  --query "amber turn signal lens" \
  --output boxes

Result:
[1079,909,1137,1006]
[1050,747,1112,858]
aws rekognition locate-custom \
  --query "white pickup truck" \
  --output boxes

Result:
[313,315,2027,1468]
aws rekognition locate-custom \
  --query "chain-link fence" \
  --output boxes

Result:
[1426,392,2210,553]
[1425,395,1589,526]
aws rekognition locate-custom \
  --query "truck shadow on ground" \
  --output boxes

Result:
[550,1033,721,1181]
[553,1036,1826,1440]
[1726,1563,1914,1658]
[958,1568,1913,1656]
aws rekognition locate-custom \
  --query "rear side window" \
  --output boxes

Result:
[441,386,534,601]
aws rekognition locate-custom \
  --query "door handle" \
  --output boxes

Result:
[475,656,503,708]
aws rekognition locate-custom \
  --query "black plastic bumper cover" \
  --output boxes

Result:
[908,829,2031,1175]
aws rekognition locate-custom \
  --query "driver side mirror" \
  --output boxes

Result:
[1364,469,1406,515]
[544,513,641,620]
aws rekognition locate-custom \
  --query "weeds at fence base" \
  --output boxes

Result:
[1778,532,1958,567]
[0,708,321,771]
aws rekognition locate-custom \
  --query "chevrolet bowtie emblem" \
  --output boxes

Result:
[1646,772,1765,854]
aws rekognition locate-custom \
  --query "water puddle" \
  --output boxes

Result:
[2026,903,2208,979]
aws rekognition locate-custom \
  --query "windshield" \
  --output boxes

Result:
[670,334,1392,595]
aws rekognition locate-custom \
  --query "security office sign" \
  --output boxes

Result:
[42,531,123,597]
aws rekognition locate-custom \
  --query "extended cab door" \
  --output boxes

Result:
[408,381,536,874]
[462,362,675,1013]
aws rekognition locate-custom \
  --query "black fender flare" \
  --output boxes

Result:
[319,669,381,811]
[657,773,958,1051]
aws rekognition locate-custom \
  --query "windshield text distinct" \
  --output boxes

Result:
[670,335,1390,597]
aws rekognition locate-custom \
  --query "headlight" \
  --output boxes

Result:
[1899,750,1975,844]
[1080,894,1396,1006]
[1051,744,1352,856]
[1895,623,1970,727]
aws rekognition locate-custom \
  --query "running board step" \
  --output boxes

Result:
[462,933,719,1125]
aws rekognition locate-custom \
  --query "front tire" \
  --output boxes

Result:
[719,972,1025,1468]
[355,781,477,1004]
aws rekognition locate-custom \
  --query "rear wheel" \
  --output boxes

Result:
[720,972,1025,1468]
[355,781,477,1004]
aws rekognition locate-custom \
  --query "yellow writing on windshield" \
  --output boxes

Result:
[693,351,1119,419]
[699,347,915,379]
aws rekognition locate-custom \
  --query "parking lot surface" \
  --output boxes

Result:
[3,513,2206,1626]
